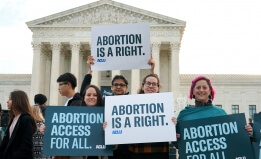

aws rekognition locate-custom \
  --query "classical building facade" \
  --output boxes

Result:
[26,0,185,105]
[0,0,260,121]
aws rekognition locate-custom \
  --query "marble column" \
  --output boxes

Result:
[89,43,101,87]
[30,42,42,102]
[70,42,81,92]
[45,51,52,100]
[111,70,121,79]
[49,42,61,105]
[39,47,48,94]
[151,42,161,75]
[169,42,180,102]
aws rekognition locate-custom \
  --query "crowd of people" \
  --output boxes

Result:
[0,55,257,159]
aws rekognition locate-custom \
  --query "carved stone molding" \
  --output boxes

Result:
[37,5,174,26]
[169,42,180,52]
[31,42,42,51]
[70,42,81,52]
[31,28,91,38]
[151,42,161,52]
[50,42,62,51]
[151,27,180,37]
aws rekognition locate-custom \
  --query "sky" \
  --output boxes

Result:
[0,0,260,74]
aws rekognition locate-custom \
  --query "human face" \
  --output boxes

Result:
[112,79,128,95]
[84,87,97,106]
[58,82,69,96]
[193,80,211,103]
[7,95,12,110]
[142,76,159,94]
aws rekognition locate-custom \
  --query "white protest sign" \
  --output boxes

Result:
[104,92,176,145]
[91,23,151,71]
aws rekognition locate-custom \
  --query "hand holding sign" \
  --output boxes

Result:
[87,55,94,74]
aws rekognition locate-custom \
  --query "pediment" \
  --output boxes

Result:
[26,0,185,27]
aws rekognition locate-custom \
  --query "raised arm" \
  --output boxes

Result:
[148,53,155,74]
[80,55,94,96]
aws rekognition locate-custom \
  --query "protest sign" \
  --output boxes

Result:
[252,113,261,159]
[104,92,176,145]
[177,113,254,159]
[43,106,113,156]
[101,87,113,98]
[91,23,150,70]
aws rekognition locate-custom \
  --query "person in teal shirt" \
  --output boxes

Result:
[177,76,227,121]
[177,75,252,135]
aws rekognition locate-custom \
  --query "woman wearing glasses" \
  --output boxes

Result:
[111,75,129,96]
[128,74,170,159]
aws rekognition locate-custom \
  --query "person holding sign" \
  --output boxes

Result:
[0,90,37,159]
[72,85,104,159]
[79,56,93,97]
[177,75,253,135]
[177,76,227,122]
[128,74,171,159]
[176,76,254,158]
[106,74,131,159]
[41,72,82,159]
[81,85,104,107]
[102,56,155,159]
[57,72,82,106]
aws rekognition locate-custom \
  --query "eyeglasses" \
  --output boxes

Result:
[59,82,68,86]
[144,82,158,87]
[112,83,127,87]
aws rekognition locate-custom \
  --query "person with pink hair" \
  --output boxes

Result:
[177,76,225,121]
[177,75,253,133]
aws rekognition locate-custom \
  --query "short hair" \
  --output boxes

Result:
[57,72,77,89]
[189,76,215,100]
[34,94,47,105]
[111,75,128,86]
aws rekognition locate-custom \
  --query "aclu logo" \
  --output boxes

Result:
[112,130,122,134]
[235,156,246,159]
[96,145,106,149]
[97,59,106,62]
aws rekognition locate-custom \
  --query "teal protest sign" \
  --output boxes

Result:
[43,106,113,156]
[101,87,113,98]
[252,113,261,159]
[177,113,254,159]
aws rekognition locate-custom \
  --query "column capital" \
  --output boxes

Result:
[151,42,161,52]
[70,42,81,51]
[31,42,43,51]
[169,42,180,52]
[50,42,62,51]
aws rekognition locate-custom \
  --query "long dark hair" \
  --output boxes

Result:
[81,85,104,106]
[137,74,160,94]
[9,90,37,133]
